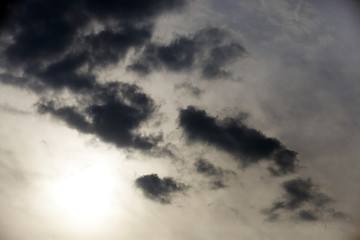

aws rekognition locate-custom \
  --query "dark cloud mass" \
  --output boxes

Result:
[33,52,96,91]
[135,174,186,204]
[83,0,186,21]
[0,0,187,150]
[0,0,18,27]
[2,0,185,76]
[128,27,246,79]
[38,82,158,150]
[179,106,298,175]
[83,24,153,67]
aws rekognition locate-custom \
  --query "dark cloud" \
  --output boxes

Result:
[32,52,96,91]
[37,82,159,150]
[1,0,186,87]
[179,106,298,174]
[264,178,336,221]
[128,27,246,79]
[280,178,316,209]
[4,1,82,66]
[135,174,186,204]
[38,102,91,134]
[84,0,186,22]
[83,23,153,67]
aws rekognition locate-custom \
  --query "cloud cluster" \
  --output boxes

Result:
[179,106,298,175]
[128,27,246,79]
[179,106,346,220]
[0,0,186,150]
[135,174,187,204]
[0,1,347,225]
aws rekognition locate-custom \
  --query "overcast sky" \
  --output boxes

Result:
[0,0,359,240]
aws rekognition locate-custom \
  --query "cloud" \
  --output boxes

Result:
[298,210,318,221]
[179,106,298,175]
[268,149,298,176]
[83,0,186,22]
[135,174,187,204]
[37,82,160,150]
[174,82,203,98]
[83,23,153,67]
[0,103,29,115]
[194,158,236,189]
[128,27,246,79]
[263,178,339,221]
[195,158,226,177]
[2,0,185,62]
[32,52,96,91]
[0,73,46,93]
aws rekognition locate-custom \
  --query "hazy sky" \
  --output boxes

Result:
[0,0,359,239]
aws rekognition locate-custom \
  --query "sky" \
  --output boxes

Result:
[0,0,359,239]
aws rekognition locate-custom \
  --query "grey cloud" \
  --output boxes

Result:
[263,178,338,221]
[175,82,203,98]
[281,178,319,209]
[195,158,226,177]
[268,149,298,176]
[202,43,246,79]
[135,174,187,204]
[127,37,196,74]
[0,73,46,93]
[0,103,29,115]
[194,158,236,190]
[298,210,318,221]
[210,180,227,190]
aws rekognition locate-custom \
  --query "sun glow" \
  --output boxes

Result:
[48,163,116,227]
